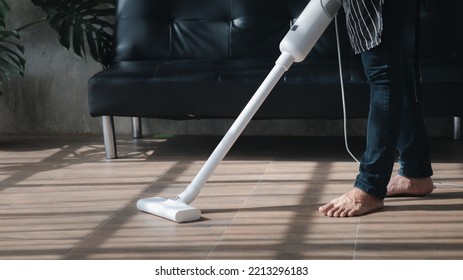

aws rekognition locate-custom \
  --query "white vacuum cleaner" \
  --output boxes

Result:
[137,0,343,222]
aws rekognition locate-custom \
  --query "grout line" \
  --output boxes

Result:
[352,217,361,260]
[206,160,273,259]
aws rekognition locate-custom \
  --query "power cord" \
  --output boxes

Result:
[334,15,360,164]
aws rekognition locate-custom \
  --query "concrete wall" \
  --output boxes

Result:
[0,0,102,134]
[0,1,454,138]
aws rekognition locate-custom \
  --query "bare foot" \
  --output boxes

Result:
[319,188,384,217]
[386,175,434,197]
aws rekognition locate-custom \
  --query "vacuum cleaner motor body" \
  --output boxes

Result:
[280,0,342,62]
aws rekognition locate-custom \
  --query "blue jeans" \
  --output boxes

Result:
[354,0,433,200]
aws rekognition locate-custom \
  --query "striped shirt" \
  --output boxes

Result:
[343,0,384,54]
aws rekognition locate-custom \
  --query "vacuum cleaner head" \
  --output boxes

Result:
[137,197,201,223]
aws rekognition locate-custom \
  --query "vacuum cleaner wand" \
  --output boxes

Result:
[137,0,342,222]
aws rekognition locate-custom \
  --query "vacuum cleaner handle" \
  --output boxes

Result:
[176,0,343,205]
[177,52,294,204]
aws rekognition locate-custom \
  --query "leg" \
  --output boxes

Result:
[454,116,462,140]
[131,117,143,139]
[320,0,413,217]
[386,58,434,196]
[102,115,117,159]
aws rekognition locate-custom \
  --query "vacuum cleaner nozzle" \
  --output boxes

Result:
[137,197,201,222]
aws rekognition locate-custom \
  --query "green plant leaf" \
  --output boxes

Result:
[0,1,25,92]
[0,0,10,27]
[0,39,25,89]
[32,0,115,68]
[0,30,20,40]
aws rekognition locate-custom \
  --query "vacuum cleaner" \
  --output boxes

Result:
[137,0,343,222]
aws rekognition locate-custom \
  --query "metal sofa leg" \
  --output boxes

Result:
[131,117,142,139]
[102,116,117,159]
[454,116,462,140]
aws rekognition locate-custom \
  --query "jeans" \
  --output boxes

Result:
[354,0,433,200]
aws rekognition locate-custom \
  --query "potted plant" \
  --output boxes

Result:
[0,0,114,94]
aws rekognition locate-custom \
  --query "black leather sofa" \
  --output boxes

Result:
[88,0,463,158]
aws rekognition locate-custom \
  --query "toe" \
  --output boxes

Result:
[319,201,336,214]
[339,209,350,217]
[333,208,344,217]
[326,207,339,217]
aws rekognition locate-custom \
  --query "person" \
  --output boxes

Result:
[319,0,435,217]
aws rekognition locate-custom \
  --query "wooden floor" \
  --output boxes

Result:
[1,134,462,260]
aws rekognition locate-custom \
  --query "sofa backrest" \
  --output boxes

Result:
[112,0,351,63]
[419,0,463,60]
[112,0,463,64]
